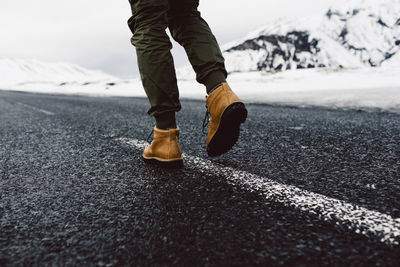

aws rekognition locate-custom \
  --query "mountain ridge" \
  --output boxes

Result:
[222,0,400,73]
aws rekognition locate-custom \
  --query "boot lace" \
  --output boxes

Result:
[202,109,210,134]
[146,129,154,143]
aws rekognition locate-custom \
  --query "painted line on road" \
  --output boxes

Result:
[118,137,400,246]
[16,102,55,116]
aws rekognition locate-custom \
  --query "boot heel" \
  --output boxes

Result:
[142,157,183,169]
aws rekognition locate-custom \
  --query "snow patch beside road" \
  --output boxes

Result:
[2,67,400,113]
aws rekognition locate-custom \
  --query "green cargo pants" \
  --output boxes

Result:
[128,0,227,118]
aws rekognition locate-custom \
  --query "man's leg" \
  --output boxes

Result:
[168,0,247,157]
[128,0,183,168]
[128,0,178,129]
[167,0,227,94]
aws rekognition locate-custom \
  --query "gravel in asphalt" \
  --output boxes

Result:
[0,90,399,265]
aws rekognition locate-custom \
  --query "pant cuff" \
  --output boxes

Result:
[204,71,226,94]
[155,111,177,130]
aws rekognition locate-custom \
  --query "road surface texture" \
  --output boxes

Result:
[0,90,399,265]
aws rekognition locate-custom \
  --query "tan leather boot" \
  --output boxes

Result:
[143,127,183,168]
[205,83,247,157]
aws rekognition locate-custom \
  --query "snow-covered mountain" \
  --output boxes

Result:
[223,0,400,73]
[0,58,116,86]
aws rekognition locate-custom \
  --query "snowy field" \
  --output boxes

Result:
[1,67,400,113]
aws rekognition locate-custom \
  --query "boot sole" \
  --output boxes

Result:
[207,102,247,157]
[142,157,183,169]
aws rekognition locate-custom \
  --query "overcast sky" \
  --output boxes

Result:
[0,0,346,78]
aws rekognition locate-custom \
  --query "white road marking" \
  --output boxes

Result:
[118,137,400,246]
[16,102,55,116]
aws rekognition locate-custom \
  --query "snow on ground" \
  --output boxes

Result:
[1,67,400,113]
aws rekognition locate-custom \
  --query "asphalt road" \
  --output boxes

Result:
[0,90,399,266]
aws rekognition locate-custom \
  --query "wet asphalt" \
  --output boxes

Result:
[0,90,399,266]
